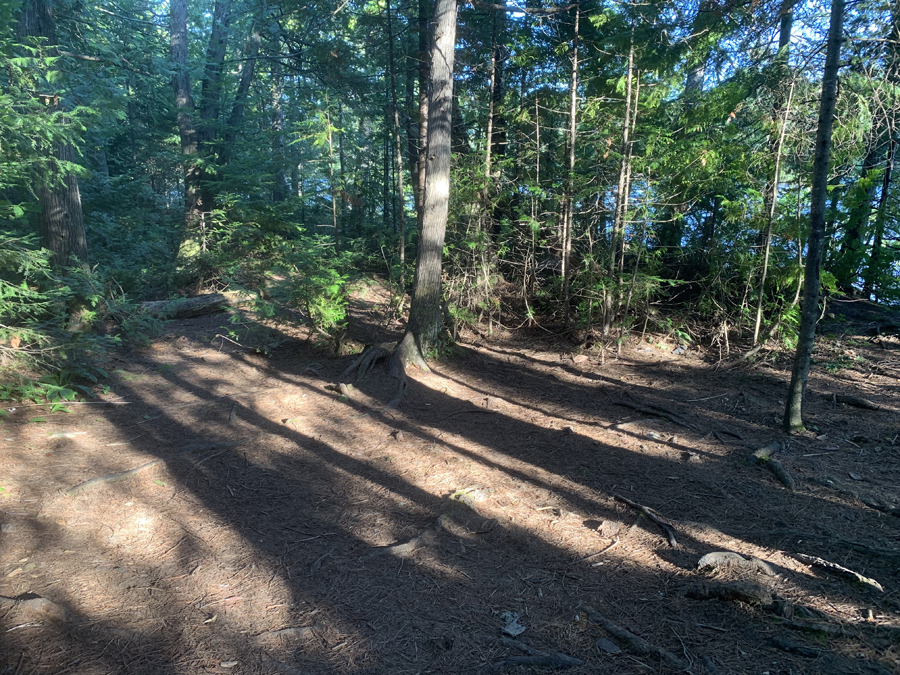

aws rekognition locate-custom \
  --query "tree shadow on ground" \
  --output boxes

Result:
[0,319,897,675]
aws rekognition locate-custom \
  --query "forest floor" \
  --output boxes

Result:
[1,280,899,675]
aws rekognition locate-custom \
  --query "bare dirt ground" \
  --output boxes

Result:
[1,283,899,675]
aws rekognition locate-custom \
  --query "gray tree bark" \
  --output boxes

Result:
[393,0,457,373]
[784,0,845,433]
[18,0,88,269]
[169,0,201,221]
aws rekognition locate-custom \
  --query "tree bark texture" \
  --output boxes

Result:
[169,0,200,220]
[784,0,845,433]
[18,0,88,268]
[400,0,457,364]
[220,20,263,167]
[561,5,579,325]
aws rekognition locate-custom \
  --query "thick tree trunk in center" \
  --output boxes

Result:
[393,0,457,373]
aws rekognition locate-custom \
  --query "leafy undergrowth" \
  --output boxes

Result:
[0,284,898,675]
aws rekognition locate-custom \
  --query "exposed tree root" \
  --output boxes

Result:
[480,638,582,672]
[827,393,884,411]
[341,344,393,380]
[614,393,699,432]
[63,438,252,497]
[746,441,795,490]
[581,605,688,670]
[697,552,775,576]
[613,493,679,548]
[791,553,884,592]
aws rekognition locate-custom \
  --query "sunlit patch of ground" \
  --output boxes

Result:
[0,291,898,674]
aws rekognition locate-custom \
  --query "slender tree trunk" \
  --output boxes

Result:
[784,0,845,433]
[386,0,407,269]
[561,4,579,326]
[394,0,457,371]
[864,132,895,299]
[326,105,340,249]
[754,79,795,343]
[610,24,635,276]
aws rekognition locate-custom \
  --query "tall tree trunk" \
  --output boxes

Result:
[36,143,88,268]
[784,0,845,433]
[169,0,200,222]
[18,0,88,268]
[864,131,896,299]
[386,0,407,269]
[416,0,431,236]
[393,0,457,372]
[610,24,635,277]
[271,62,288,203]
[219,17,263,167]
[196,0,232,212]
[561,4,579,326]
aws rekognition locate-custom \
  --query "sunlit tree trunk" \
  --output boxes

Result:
[753,2,796,344]
[561,4,579,326]
[784,0,845,433]
[393,0,457,372]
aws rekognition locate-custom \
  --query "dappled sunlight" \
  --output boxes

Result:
[1,309,898,674]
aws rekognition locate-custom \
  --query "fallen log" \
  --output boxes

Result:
[140,293,231,319]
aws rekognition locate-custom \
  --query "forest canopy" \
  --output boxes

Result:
[1,0,898,406]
